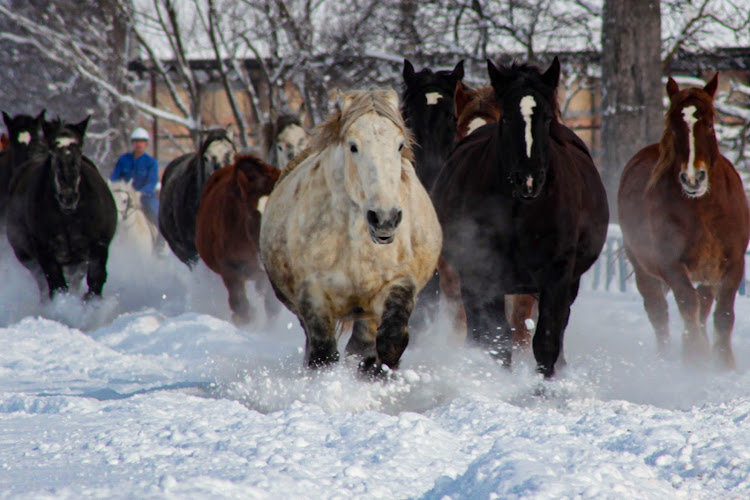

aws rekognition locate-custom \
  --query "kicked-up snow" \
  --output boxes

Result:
[1,236,750,499]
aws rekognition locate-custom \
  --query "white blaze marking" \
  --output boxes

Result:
[425,92,442,105]
[682,105,698,183]
[17,131,31,145]
[466,117,487,135]
[520,95,536,158]
[56,136,77,148]
[257,195,269,214]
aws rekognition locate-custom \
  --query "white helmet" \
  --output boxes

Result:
[130,127,150,141]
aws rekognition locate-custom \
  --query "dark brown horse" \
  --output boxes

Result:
[618,75,749,369]
[196,153,280,324]
[454,82,537,350]
[431,58,609,377]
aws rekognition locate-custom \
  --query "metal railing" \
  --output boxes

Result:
[588,224,749,296]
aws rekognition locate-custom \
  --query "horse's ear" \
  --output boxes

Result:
[333,89,354,114]
[454,82,470,117]
[703,73,719,98]
[403,59,416,84]
[666,77,680,99]
[541,56,561,89]
[452,60,465,81]
[224,123,234,142]
[71,115,90,139]
[35,109,46,122]
[487,59,507,94]
[2,111,10,128]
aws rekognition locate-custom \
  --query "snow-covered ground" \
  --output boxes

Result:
[1,235,750,499]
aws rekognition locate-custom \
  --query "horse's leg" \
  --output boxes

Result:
[298,287,338,368]
[662,265,709,365]
[712,262,743,370]
[345,319,378,362]
[222,274,251,325]
[697,284,714,335]
[461,281,512,368]
[38,252,68,299]
[437,256,466,342]
[632,263,670,354]
[255,274,282,321]
[506,294,536,350]
[83,242,109,300]
[533,271,576,378]
[372,281,417,372]
[409,270,439,334]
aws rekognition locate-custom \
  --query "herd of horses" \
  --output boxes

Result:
[0,56,747,379]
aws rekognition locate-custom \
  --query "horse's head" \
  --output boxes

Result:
[401,59,464,156]
[321,88,413,245]
[274,116,308,169]
[488,57,560,200]
[200,125,236,178]
[109,180,139,220]
[454,83,501,140]
[663,75,719,198]
[2,109,45,157]
[42,116,89,212]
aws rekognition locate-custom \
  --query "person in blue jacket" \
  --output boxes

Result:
[111,127,160,226]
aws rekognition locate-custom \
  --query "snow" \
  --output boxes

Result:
[2,235,750,499]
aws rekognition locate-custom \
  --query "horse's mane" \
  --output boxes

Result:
[261,114,303,155]
[310,89,415,163]
[647,88,715,190]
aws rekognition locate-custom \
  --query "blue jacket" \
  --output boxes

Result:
[110,152,159,195]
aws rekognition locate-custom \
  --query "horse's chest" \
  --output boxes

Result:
[47,224,90,262]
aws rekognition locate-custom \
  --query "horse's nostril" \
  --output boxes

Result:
[394,209,403,228]
[697,170,706,182]
[679,172,689,184]
[367,210,379,227]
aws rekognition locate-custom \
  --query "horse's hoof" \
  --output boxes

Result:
[83,291,101,302]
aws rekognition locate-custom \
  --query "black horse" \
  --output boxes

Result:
[401,59,464,330]
[159,126,236,267]
[0,110,46,220]
[431,57,609,377]
[401,59,464,191]
[6,116,117,300]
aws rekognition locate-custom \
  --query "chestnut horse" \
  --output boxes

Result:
[618,75,749,369]
[260,88,442,374]
[453,82,538,350]
[432,58,608,377]
[196,153,280,324]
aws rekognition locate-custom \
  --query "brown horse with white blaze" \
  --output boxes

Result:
[196,153,280,324]
[618,74,749,369]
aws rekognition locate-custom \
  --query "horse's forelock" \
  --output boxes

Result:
[311,91,414,163]
[493,63,561,119]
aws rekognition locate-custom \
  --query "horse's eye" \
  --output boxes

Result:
[398,143,404,152]
[277,144,283,151]
[349,144,358,154]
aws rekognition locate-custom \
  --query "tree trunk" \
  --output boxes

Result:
[600,0,662,222]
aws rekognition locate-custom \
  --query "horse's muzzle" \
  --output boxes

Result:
[56,192,80,212]
[366,208,402,245]
[679,170,709,198]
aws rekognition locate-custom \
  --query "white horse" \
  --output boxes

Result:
[108,180,159,257]
[263,114,308,170]
[260,88,443,374]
